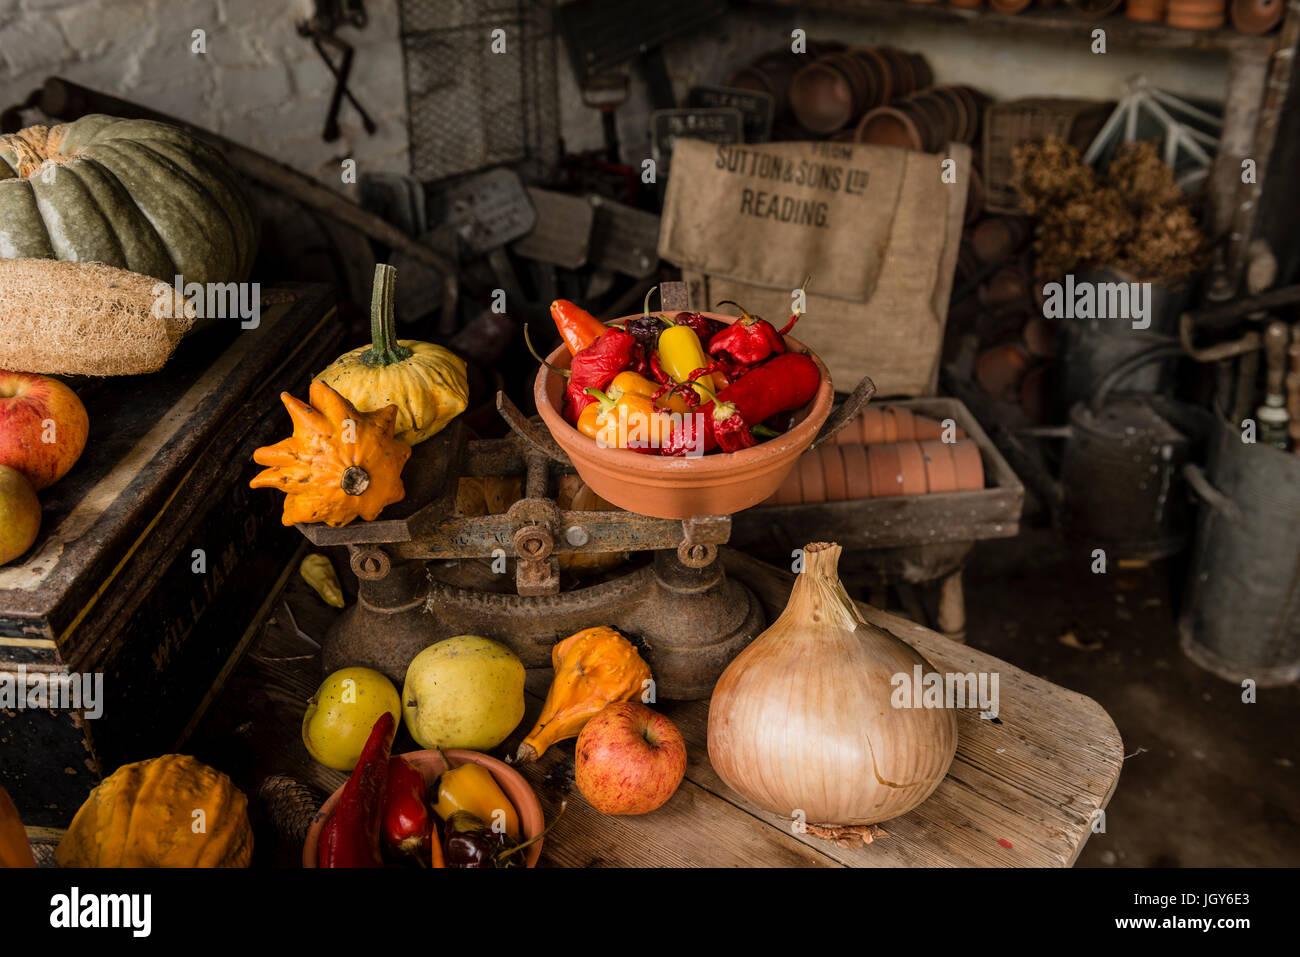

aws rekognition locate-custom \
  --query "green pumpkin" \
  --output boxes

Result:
[0,114,257,288]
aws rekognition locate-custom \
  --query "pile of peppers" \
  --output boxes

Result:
[532,284,819,455]
[317,714,557,869]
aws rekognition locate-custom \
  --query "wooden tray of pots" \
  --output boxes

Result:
[729,396,1024,553]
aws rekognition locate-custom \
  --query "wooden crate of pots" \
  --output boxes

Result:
[732,397,1024,553]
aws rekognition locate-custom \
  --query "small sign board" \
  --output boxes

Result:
[687,85,774,143]
[439,168,537,256]
[650,107,743,178]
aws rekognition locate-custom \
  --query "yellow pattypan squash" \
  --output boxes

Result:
[316,263,469,445]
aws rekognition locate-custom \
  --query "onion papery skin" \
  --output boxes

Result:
[707,542,958,826]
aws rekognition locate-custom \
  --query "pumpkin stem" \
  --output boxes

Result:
[340,466,371,496]
[362,264,414,368]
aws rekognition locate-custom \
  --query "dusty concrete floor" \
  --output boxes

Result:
[960,528,1300,868]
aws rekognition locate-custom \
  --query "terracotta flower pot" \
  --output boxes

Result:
[303,748,546,868]
[949,439,986,490]
[989,0,1034,11]
[798,447,828,503]
[790,58,858,133]
[842,444,871,499]
[856,104,926,150]
[919,439,959,493]
[867,442,905,497]
[1125,0,1167,20]
[1230,0,1283,33]
[895,440,929,495]
[820,444,849,501]
[536,313,834,519]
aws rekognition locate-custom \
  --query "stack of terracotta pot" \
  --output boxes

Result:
[727,41,848,131]
[856,84,987,152]
[764,408,985,505]
[787,47,933,136]
[1164,0,1226,27]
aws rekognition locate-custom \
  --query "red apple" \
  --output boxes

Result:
[0,465,40,565]
[0,371,89,490]
[574,701,686,815]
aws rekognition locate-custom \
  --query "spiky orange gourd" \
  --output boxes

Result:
[251,380,410,527]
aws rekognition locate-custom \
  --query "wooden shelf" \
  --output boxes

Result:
[744,0,1276,56]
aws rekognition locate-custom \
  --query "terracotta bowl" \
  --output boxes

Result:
[302,748,546,868]
[535,312,835,519]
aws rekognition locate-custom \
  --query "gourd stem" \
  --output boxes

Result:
[363,264,414,367]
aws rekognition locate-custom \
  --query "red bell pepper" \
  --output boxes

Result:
[318,712,396,868]
[382,755,430,859]
[662,352,821,456]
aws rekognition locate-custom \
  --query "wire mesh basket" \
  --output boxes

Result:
[398,0,560,184]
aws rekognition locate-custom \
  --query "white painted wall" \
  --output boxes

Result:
[0,0,410,184]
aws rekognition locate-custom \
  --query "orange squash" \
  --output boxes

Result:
[55,754,252,868]
[515,626,652,763]
[250,379,411,527]
[0,785,35,868]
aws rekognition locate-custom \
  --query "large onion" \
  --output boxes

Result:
[707,542,957,826]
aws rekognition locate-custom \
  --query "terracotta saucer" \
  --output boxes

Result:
[790,60,857,133]
[867,442,905,498]
[919,439,959,493]
[842,444,871,499]
[949,439,986,490]
[896,440,928,495]
[820,445,849,501]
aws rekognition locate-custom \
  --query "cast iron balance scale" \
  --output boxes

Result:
[296,283,874,699]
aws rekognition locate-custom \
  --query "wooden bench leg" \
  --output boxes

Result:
[937,568,966,644]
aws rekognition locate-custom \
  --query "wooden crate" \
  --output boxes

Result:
[730,396,1023,553]
[0,285,342,829]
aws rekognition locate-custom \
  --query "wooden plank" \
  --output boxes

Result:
[744,0,1274,53]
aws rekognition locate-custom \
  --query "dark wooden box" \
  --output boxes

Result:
[0,285,342,829]
[729,396,1024,552]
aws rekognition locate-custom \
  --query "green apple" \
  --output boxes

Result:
[302,667,401,770]
[402,636,525,751]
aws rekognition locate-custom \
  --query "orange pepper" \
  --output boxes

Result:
[578,388,670,450]
[608,371,690,414]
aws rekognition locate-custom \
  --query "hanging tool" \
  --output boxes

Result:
[297,0,377,142]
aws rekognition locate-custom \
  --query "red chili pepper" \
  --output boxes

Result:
[318,712,395,868]
[670,311,727,351]
[526,325,638,423]
[709,300,787,365]
[662,352,821,456]
[382,755,430,859]
[551,299,609,355]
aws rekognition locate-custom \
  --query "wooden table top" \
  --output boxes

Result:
[191,549,1124,868]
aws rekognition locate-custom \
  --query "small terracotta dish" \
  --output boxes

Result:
[303,748,546,868]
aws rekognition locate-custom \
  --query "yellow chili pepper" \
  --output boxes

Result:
[656,324,714,402]
[432,758,520,839]
[299,553,344,608]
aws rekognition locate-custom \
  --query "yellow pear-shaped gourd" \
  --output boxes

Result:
[515,626,652,763]
[56,754,252,868]
[250,379,411,528]
[316,264,468,445]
